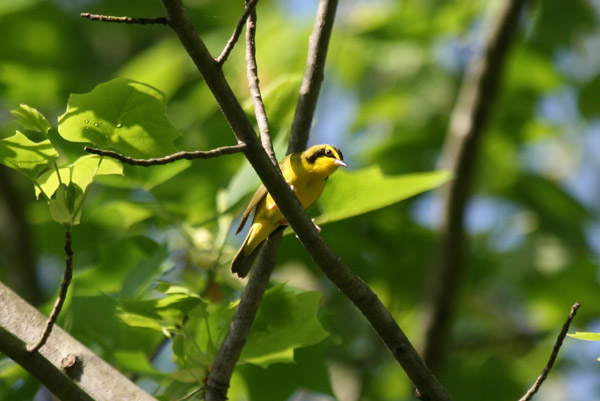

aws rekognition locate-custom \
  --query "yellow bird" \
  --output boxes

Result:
[231,144,347,277]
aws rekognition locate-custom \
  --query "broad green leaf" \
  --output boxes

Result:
[10,104,52,133]
[568,332,600,341]
[36,155,123,199]
[73,155,122,190]
[240,284,330,367]
[118,293,204,334]
[0,131,58,180]
[317,167,452,223]
[48,187,72,225]
[58,78,180,158]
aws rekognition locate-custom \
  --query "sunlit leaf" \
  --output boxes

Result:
[10,104,52,133]
[0,131,58,180]
[35,155,123,199]
[118,293,205,333]
[568,332,600,341]
[317,167,452,223]
[58,78,180,158]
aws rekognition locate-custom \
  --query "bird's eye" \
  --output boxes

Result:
[325,149,333,157]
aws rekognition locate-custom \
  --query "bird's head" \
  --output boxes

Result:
[302,144,347,177]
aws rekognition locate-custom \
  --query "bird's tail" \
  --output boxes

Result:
[231,230,265,278]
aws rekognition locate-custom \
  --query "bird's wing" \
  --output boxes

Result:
[235,184,268,234]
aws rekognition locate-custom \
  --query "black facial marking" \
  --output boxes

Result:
[332,146,344,161]
[306,148,327,164]
[305,146,344,164]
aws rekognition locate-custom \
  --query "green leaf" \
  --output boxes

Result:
[48,186,73,225]
[0,131,58,180]
[317,167,452,223]
[118,293,205,334]
[36,155,123,199]
[240,284,330,367]
[10,104,52,133]
[58,78,180,158]
[568,332,600,342]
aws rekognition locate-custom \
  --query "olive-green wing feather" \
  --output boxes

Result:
[235,184,268,234]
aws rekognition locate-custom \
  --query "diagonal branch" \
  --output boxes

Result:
[80,13,168,25]
[422,0,527,374]
[0,281,158,401]
[159,1,452,399]
[215,0,259,65]
[518,302,581,401]
[287,0,338,154]
[84,144,247,166]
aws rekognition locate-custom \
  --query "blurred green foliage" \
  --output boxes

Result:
[1,0,600,400]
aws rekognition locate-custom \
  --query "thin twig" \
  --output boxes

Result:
[518,302,581,401]
[421,0,527,374]
[80,12,168,25]
[287,0,339,154]
[205,232,282,401]
[84,144,247,166]
[215,0,259,65]
[245,2,275,162]
[27,226,73,353]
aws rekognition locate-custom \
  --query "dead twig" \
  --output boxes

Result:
[84,144,247,166]
[80,12,168,25]
[27,227,73,353]
[518,302,581,401]
[215,0,259,65]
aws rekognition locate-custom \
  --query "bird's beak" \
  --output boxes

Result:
[335,159,347,167]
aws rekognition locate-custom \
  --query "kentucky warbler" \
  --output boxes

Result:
[231,144,346,277]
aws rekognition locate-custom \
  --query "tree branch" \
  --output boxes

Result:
[518,302,581,401]
[215,0,259,65]
[159,1,451,399]
[205,232,282,401]
[28,226,73,353]
[84,144,247,166]
[287,0,338,154]
[422,0,527,374]
[80,12,168,25]
[0,281,158,401]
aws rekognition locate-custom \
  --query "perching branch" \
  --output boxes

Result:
[80,12,168,25]
[84,144,247,166]
[287,0,338,154]
[518,302,581,401]
[0,281,158,401]
[422,0,527,374]
[159,1,452,399]
[28,226,73,353]
[214,0,259,65]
